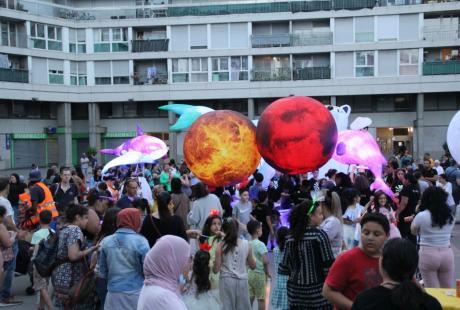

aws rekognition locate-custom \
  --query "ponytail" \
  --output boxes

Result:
[391,279,426,310]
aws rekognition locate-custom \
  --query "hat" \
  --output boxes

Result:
[29,170,42,182]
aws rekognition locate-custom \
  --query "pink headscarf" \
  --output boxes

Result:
[143,235,190,294]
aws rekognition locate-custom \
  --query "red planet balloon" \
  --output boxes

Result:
[256,96,337,174]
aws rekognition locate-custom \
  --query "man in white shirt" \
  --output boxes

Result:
[80,153,90,181]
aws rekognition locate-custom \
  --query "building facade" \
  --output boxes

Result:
[0,0,459,169]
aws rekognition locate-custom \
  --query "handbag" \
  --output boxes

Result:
[66,255,96,308]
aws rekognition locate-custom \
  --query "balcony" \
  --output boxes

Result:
[293,67,331,80]
[423,61,460,75]
[252,68,291,81]
[0,68,28,83]
[251,32,332,48]
[132,39,169,52]
[292,32,333,46]
[424,29,460,42]
[133,72,168,85]
[251,34,290,48]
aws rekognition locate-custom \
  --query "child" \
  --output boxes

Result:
[213,218,256,310]
[278,200,334,309]
[247,220,270,310]
[365,191,401,239]
[183,250,221,309]
[232,190,254,240]
[342,188,365,249]
[270,227,289,310]
[200,215,224,289]
[30,210,54,310]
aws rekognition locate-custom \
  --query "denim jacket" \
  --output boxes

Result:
[98,228,150,294]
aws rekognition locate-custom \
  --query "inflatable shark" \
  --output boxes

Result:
[100,125,168,174]
[333,130,393,198]
[159,104,214,132]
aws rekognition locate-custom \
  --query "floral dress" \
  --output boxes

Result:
[270,247,289,310]
[51,225,94,310]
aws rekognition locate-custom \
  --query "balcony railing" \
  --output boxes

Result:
[423,29,460,42]
[252,68,292,81]
[293,67,331,80]
[2,0,438,20]
[251,34,291,48]
[423,61,460,75]
[132,39,169,52]
[133,72,168,85]
[0,68,29,83]
[252,32,332,48]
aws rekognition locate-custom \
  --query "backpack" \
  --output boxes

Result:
[32,228,65,278]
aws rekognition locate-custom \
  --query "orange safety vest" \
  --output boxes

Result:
[25,182,59,227]
[18,192,31,209]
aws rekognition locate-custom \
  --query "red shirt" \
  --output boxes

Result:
[325,247,382,310]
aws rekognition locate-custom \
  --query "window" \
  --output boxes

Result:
[70,62,87,86]
[94,61,111,85]
[399,49,418,76]
[355,51,374,77]
[30,23,46,49]
[112,60,130,84]
[94,28,110,52]
[69,29,86,53]
[355,17,374,42]
[48,59,64,85]
[47,26,62,51]
[94,28,128,52]
[30,23,62,51]
[111,28,128,52]
[191,58,208,82]
[172,59,189,83]
[230,56,248,81]
[211,57,229,81]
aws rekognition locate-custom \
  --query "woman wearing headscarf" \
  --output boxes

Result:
[99,208,150,310]
[137,235,191,310]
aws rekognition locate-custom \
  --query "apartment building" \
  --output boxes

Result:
[0,0,459,169]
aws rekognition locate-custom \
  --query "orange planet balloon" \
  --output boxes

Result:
[184,110,261,187]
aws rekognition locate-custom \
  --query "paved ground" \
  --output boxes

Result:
[7,223,460,309]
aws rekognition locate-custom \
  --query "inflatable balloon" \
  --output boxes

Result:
[333,130,393,198]
[159,104,214,132]
[256,96,338,174]
[447,111,460,164]
[184,110,261,187]
[100,126,168,174]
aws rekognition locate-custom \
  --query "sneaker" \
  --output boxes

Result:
[0,298,23,307]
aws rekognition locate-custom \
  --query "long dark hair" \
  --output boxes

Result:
[276,226,289,252]
[419,187,453,228]
[171,177,182,195]
[381,238,428,310]
[192,250,211,296]
[193,182,209,200]
[370,190,392,214]
[221,217,239,255]
[96,207,121,242]
[289,200,317,245]
[201,215,222,242]
[157,191,172,220]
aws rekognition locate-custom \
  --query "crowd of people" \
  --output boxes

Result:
[0,147,457,310]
